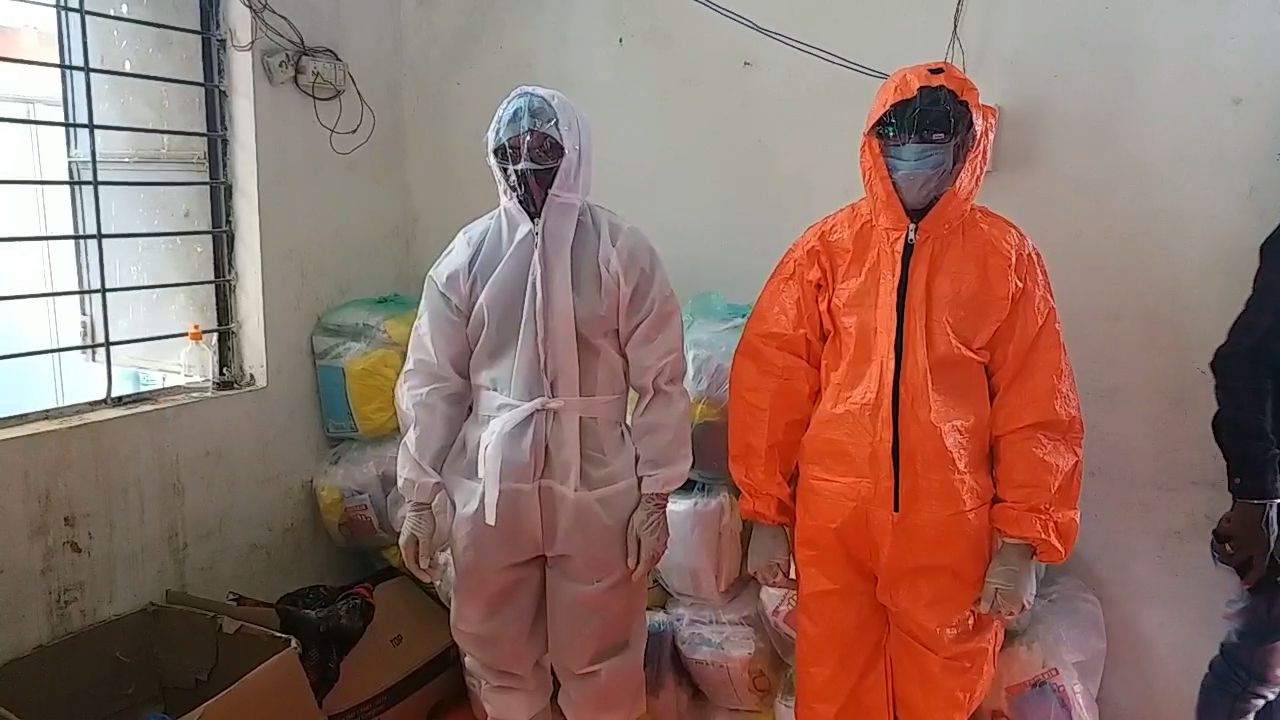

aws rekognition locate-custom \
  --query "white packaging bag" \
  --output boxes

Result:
[682,293,752,484]
[977,574,1106,720]
[645,611,698,720]
[434,548,455,608]
[669,583,782,712]
[658,483,745,604]
[758,585,799,663]
[313,438,401,548]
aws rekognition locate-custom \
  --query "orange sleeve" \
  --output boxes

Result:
[729,233,827,527]
[987,241,1085,564]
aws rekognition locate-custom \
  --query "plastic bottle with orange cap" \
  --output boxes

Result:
[179,323,215,395]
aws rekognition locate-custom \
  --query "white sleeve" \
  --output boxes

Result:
[396,265,472,504]
[616,228,692,495]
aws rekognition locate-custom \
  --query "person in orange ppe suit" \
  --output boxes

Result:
[729,63,1084,719]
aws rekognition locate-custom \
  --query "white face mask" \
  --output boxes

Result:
[882,141,958,212]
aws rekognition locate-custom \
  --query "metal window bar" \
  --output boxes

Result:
[0,114,224,138]
[6,0,222,37]
[0,54,224,90]
[73,0,115,399]
[201,0,236,388]
[0,325,234,363]
[0,179,227,187]
[0,228,231,243]
[0,277,234,304]
[0,0,235,419]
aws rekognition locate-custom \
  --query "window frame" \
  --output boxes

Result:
[0,0,239,428]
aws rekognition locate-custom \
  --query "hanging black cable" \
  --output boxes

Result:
[689,0,890,80]
[231,0,376,155]
[945,0,967,71]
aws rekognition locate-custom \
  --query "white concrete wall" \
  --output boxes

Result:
[3,1,1276,715]
[0,0,411,661]
[400,1,1280,716]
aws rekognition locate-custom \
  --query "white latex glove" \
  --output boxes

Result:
[627,493,670,582]
[399,499,452,583]
[978,538,1039,619]
[748,522,796,589]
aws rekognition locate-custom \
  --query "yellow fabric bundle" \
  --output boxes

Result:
[312,295,417,439]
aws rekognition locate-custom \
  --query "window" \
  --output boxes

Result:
[0,0,235,424]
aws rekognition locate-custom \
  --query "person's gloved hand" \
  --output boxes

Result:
[978,538,1039,619]
[627,493,670,582]
[1213,501,1280,588]
[747,522,796,589]
[399,499,452,584]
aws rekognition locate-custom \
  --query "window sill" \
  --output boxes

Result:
[0,384,263,443]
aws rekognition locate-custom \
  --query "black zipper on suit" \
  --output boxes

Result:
[890,223,918,513]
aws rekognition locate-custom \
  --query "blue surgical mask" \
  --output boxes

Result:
[882,141,957,212]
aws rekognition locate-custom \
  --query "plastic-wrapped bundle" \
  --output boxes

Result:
[977,574,1106,720]
[312,295,417,439]
[434,549,455,608]
[313,438,401,548]
[758,585,799,663]
[669,582,783,712]
[683,293,751,483]
[644,612,698,720]
[657,483,745,604]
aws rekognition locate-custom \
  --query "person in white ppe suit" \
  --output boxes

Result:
[396,86,692,720]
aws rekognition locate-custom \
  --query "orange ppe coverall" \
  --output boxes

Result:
[728,63,1084,719]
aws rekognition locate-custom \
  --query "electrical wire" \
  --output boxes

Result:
[230,0,376,155]
[945,0,967,71]
[689,0,890,81]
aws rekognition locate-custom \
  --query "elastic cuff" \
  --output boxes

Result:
[1228,471,1280,502]
[398,476,442,504]
[739,493,794,527]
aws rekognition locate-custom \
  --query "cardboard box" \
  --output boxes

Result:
[169,575,463,720]
[0,604,322,720]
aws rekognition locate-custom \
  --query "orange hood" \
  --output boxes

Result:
[859,63,996,232]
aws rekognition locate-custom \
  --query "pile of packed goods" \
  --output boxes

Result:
[307,292,1107,720]
[310,295,418,571]
[643,294,795,719]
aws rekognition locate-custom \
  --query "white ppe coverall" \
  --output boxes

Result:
[395,86,692,720]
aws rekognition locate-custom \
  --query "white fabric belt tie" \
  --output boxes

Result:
[475,388,627,526]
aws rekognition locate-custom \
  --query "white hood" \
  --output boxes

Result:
[485,86,592,213]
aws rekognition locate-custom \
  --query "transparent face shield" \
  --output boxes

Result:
[491,92,565,170]
[874,86,973,147]
[874,87,974,214]
[490,92,566,220]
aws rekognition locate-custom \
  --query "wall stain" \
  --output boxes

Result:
[170,451,189,589]
[53,582,85,619]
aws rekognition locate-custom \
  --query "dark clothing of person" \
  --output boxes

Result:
[1199,583,1280,720]
[1200,223,1280,720]
[1212,223,1280,502]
